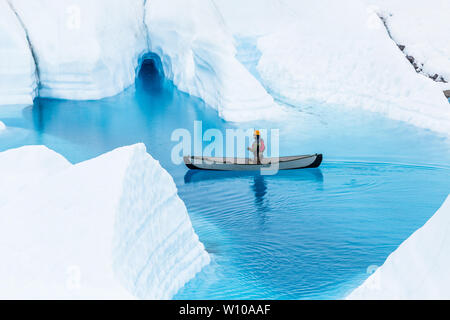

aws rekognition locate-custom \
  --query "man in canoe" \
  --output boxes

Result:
[248,130,265,164]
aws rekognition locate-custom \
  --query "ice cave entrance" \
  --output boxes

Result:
[137,53,165,92]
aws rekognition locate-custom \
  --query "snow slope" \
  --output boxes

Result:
[8,0,148,100]
[0,145,70,207]
[216,0,450,135]
[214,0,293,38]
[255,0,450,135]
[144,0,277,121]
[365,0,450,88]
[0,144,209,299]
[0,0,37,105]
[348,195,450,299]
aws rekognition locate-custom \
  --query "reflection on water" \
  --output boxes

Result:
[184,168,324,184]
[252,175,267,206]
[184,168,324,224]
[252,175,268,225]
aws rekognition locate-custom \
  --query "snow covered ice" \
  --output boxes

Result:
[0,0,37,105]
[0,0,449,133]
[0,144,210,299]
[254,1,450,134]
[217,0,450,135]
[5,0,148,100]
[0,0,278,121]
[144,0,278,121]
[348,195,450,299]
[364,0,450,89]
[0,145,70,207]
[0,120,5,131]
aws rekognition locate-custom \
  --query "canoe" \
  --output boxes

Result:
[183,154,322,171]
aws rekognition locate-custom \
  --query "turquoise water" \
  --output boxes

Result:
[1,60,449,299]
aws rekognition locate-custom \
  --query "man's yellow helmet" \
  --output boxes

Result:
[254,130,260,136]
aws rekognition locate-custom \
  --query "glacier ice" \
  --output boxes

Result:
[0,0,37,105]
[0,0,278,121]
[254,0,450,135]
[348,195,450,299]
[0,0,449,132]
[144,0,277,121]
[7,0,148,100]
[0,145,70,207]
[364,0,450,88]
[214,0,295,37]
[0,143,209,299]
[217,0,450,135]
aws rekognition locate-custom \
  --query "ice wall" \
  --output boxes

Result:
[348,195,450,299]
[144,0,277,121]
[0,145,70,207]
[0,0,448,131]
[0,144,209,299]
[364,0,450,88]
[7,0,148,100]
[1,0,277,121]
[216,0,450,135]
[0,0,37,105]
[255,0,450,135]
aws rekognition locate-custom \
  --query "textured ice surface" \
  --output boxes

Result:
[364,0,450,88]
[0,144,209,299]
[348,195,450,299]
[0,0,449,131]
[0,0,37,104]
[217,0,450,135]
[7,0,148,100]
[0,145,70,207]
[1,0,277,121]
[255,0,450,135]
[144,0,277,121]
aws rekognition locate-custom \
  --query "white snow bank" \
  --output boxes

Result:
[145,0,278,121]
[0,145,70,207]
[0,144,209,299]
[348,195,450,299]
[254,0,450,135]
[0,0,37,105]
[214,0,293,37]
[364,0,450,87]
[0,121,5,131]
[8,0,147,100]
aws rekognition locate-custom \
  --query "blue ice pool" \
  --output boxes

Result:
[1,61,449,299]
